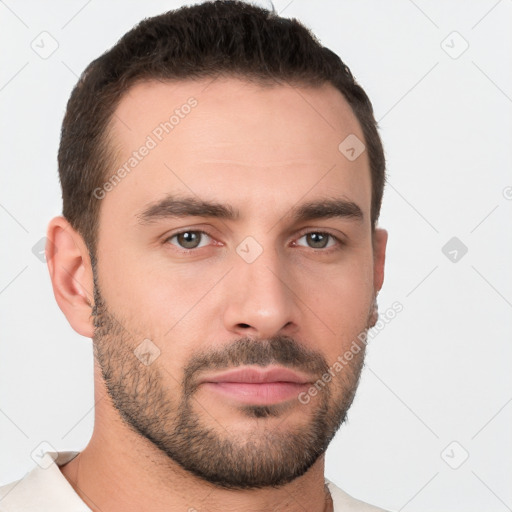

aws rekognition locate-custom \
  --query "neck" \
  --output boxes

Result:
[60,376,333,512]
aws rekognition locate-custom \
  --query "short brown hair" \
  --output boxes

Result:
[58,0,385,257]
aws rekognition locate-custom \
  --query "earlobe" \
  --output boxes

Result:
[46,216,95,338]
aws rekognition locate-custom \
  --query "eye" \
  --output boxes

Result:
[166,230,212,250]
[295,232,339,250]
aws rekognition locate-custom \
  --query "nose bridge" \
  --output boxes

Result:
[222,236,298,337]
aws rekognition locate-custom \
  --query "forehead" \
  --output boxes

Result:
[101,77,371,228]
[112,77,364,160]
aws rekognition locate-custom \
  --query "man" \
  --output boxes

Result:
[0,1,389,510]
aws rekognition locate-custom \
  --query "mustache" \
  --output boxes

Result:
[183,335,330,393]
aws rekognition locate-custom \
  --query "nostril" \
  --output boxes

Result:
[238,323,251,329]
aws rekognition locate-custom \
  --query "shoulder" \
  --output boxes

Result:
[0,451,89,512]
[326,479,393,512]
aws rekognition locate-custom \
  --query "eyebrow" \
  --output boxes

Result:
[137,194,363,225]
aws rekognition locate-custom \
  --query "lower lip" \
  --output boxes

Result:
[201,382,309,405]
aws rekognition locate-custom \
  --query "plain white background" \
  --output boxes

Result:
[1,1,511,511]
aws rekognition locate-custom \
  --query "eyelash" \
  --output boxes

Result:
[164,229,343,254]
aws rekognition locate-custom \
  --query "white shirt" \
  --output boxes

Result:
[0,452,389,511]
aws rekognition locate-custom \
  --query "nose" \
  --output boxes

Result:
[222,243,300,340]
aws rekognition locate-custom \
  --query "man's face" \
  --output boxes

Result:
[91,78,384,489]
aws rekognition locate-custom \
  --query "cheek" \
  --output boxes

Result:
[94,260,203,380]
[96,249,224,341]
[297,254,374,342]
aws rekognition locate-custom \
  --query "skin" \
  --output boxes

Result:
[46,77,387,512]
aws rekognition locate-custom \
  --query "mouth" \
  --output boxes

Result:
[198,366,313,405]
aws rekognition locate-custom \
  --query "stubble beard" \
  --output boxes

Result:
[91,275,368,490]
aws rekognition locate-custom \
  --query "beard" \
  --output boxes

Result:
[91,273,369,490]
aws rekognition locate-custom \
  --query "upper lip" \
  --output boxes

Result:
[199,366,313,385]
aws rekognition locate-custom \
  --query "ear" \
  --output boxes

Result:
[372,228,388,293]
[46,216,95,338]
